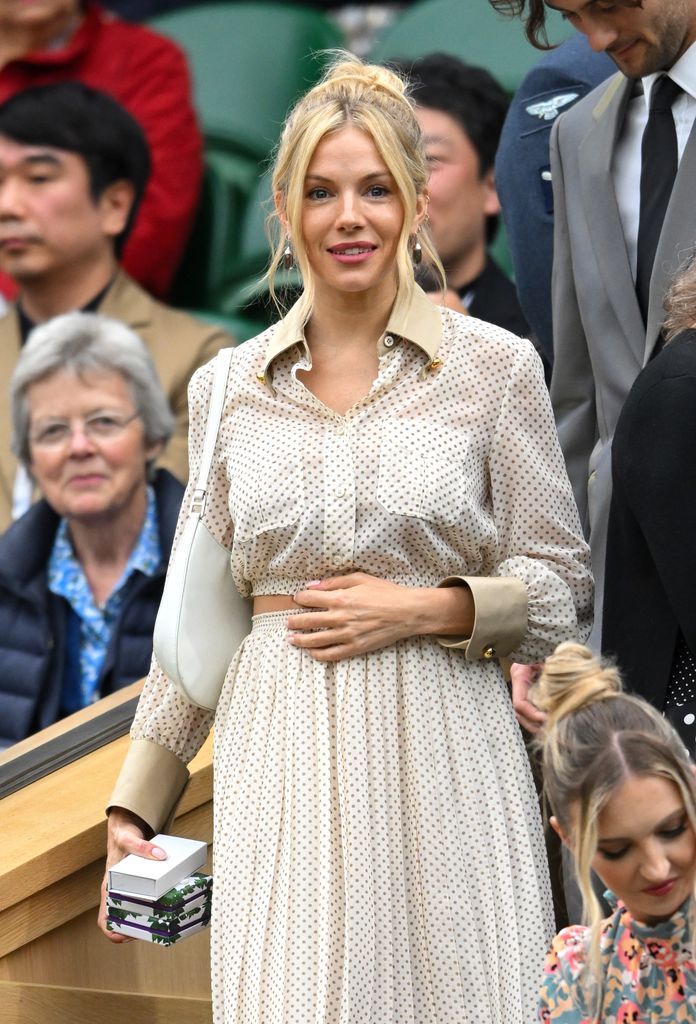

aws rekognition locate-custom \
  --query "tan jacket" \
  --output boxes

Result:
[0,271,233,531]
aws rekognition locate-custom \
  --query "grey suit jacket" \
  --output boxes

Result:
[549,71,696,641]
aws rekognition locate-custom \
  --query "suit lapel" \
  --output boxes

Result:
[99,270,153,332]
[646,117,696,358]
[578,75,646,365]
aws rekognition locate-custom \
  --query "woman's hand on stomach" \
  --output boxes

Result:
[288,572,474,661]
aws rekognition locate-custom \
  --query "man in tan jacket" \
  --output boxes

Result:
[0,82,233,529]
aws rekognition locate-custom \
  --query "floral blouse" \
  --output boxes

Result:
[538,892,696,1022]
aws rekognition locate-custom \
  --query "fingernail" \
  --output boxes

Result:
[286,633,297,644]
[306,580,321,588]
[152,846,167,860]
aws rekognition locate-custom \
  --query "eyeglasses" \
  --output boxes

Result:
[30,411,141,449]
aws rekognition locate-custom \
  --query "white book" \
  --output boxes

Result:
[108,834,207,900]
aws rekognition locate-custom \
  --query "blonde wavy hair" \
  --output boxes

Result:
[663,252,696,342]
[533,642,696,1018]
[265,51,445,322]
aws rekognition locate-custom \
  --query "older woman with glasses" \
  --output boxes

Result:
[0,310,184,750]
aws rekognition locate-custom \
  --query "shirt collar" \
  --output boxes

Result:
[48,485,161,613]
[259,284,442,386]
[643,40,696,108]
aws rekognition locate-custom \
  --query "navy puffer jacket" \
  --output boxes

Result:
[0,469,183,750]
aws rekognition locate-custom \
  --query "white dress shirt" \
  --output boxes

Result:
[612,41,696,280]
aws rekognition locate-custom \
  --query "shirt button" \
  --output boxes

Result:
[482,646,496,660]
[384,335,395,348]
[335,487,346,498]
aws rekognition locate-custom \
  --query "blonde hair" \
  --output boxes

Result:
[663,252,696,342]
[266,51,445,321]
[533,642,696,1017]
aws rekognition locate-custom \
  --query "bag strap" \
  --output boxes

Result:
[190,347,234,517]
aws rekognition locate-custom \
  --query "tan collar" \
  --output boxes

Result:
[260,284,442,383]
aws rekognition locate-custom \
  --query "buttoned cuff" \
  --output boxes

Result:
[107,738,190,835]
[436,576,528,662]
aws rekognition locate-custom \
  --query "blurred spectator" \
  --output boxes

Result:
[0,312,183,750]
[0,0,202,301]
[104,0,192,17]
[0,83,231,530]
[495,35,613,360]
[401,54,531,338]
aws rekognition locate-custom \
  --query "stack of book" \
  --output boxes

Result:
[106,834,212,946]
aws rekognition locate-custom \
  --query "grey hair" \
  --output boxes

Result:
[11,311,175,468]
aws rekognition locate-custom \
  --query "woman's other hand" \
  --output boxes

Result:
[510,662,547,734]
[98,807,167,942]
[288,572,473,661]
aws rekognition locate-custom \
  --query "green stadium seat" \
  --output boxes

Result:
[368,0,573,96]
[189,308,267,344]
[148,2,345,161]
[170,150,259,309]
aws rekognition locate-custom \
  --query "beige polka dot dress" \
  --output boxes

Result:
[131,292,593,1023]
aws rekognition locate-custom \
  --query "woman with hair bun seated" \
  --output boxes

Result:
[535,642,696,1022]
[103,53,592,1023]
[0,311,183,750]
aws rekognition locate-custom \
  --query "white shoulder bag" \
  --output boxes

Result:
[153,347,252,710]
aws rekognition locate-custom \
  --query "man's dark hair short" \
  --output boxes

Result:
[399,52,509,176]
[0,82,151,255]
[396,53,508,243]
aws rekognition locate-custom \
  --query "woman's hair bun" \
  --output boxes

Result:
[318,52,409,103]
[533,642,622,729]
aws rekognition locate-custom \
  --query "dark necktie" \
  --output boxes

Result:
[636,75,682,323]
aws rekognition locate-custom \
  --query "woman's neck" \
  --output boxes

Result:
[305,283,397,358]
[0,8,82,68]
[66,485,149,607]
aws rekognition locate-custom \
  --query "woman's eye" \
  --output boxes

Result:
[367,185,388,197]
[598,846,628,861]
[307,187,330,200]
[660,822,687,840]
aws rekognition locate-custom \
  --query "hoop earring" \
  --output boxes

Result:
[282,239,295,271]
[411,238,423,266]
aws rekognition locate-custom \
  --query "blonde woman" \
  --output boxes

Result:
[101,54,592,1023]
[535,643,696,1021]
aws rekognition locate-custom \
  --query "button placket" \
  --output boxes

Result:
[323,423,356,566]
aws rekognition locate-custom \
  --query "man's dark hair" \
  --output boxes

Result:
[397,53,509,243]
[0,82,150,255]
[488,0,642,49]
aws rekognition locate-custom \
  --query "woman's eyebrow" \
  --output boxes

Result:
[598,809,686,843]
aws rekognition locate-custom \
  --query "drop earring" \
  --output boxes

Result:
[412,237,423,266]
[283,238,295,271]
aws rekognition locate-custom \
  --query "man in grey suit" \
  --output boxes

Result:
[490,0,696,654]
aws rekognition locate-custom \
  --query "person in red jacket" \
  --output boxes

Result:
[0,0,202,302]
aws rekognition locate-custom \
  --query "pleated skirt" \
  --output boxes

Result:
[211,611,554,1023]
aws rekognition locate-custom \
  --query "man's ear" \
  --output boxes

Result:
[482,167,501,218]
[549,815,573,850]
[99,179,136,240]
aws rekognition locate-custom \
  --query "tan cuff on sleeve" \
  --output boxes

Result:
[436,576,528,662]
[107,738,190,836]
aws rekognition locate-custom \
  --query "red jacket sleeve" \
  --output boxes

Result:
[114,28,203,298]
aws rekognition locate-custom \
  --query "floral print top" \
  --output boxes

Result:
[538,892,696,1022]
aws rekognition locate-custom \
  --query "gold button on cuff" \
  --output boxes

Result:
[482,645,496,660]
[256,371,266,384]
[427,357,443,372]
